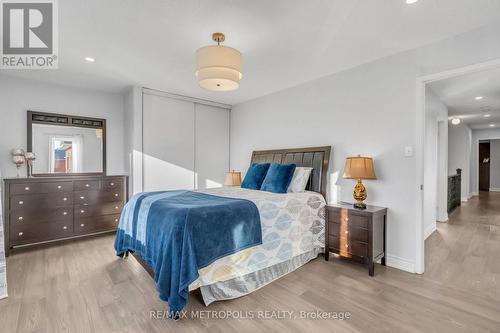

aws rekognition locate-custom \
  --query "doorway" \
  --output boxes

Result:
[478,141,490,191]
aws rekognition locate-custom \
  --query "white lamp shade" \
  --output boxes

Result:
[196,45,242,91]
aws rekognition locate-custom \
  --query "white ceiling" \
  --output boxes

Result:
[428,66,500,129]
[3,0,500,105]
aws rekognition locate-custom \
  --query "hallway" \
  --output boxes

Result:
[425,191,500,302]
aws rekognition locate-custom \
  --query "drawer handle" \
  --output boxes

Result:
[25,187,30,191]
[114,218,119,222]
[18,232,23,236]
[19,201,23,205]
[63,212,68,216]
[85,184,90,187]
[80,196,85,199]
[63,226,68,230]
[63,197,68,201]
[114,193,119,197]
[80,210,85,213]
[57,185,62,189]
[345,230,349,234]
[344,218,349,222]
[80,223,85,227]
[110,182,115,186]
[18,216,23,221]
[345,244,349,248]
[115,206,119,209]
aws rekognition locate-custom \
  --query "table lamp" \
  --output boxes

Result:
[342,155,377,209]
[224,170,242,186]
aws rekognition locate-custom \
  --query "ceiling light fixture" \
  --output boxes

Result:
[406,0,418,4]
[484,114,491,118]
[195,32,243,92]
[85,57,95,62]
[490,124,495,127]
[451,118,461,125]
[475,96,483,100]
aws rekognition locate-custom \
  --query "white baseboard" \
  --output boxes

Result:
[489,188,500,192]
[461,196,469,202]
[385,254,415,273]
[424,223,437,240]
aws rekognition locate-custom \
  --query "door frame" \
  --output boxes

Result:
[415,58,500,274]
[476,137,500,193]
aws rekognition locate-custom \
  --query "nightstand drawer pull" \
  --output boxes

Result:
[18,232,23,236]
[63,226,68,230]
[81,223,85,227]
[25,187,30,191]
[19,200,23,205]
[57,185,62,189]
[110,182,115,186]
[85,184,90,187]
[63,212,68,215]
[18,216,23,221]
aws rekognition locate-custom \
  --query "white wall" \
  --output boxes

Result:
[424,87,448,239]
[448,124,472,201]
[123,87,143,196]
[490,140,500,191]
[470,128,500,194]
[230,22,500,273]
[0,75,125,178]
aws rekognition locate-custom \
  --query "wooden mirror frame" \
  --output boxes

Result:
[27,110,107,177]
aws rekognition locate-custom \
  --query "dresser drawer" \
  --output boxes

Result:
[74,190,123,205]
[328,208,368,229]
[10,207,73,226]
[101,178,124,191]
[329,235,368,259]
[328,222,368,243]
[10,192,73,211]
[74,214,120,234]
[74,201,124,218]
[74,180,100,191]
[10,181,73,195]
[10,219,73,245]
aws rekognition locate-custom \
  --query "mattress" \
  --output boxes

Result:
[189,187,326,302]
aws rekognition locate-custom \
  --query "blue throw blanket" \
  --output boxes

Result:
[114,190,262,314]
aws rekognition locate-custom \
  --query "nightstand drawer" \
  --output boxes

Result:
[329,235,368,258]
[328,208,368,229]
[329,222,368,242]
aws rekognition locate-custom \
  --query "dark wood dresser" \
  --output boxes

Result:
[325,203,387,276]
[3,175,127,255]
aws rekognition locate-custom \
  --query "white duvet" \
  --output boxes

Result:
[189,187,326,290]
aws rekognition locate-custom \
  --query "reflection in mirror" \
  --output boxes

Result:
[32,124,103,174]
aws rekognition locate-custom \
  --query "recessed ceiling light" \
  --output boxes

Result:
[490,124,495,127]
[484,114,491,118]
[475,96,483,100]
[85,57,95,62]
[451,118,461,125]
[406,0,418,4]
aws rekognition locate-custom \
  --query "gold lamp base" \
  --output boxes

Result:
[353,179,367,209]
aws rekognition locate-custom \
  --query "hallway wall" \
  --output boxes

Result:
[490,139,500,191]
[448,124,472,201]
[471,128,500,194]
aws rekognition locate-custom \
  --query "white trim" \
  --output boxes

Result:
[385,254,415,273]
[471,191,479,196]
[461,196,469,202]
[142,87,231,109]
[473,135,500,195]
[490,188,500,192]
[424,223,437,240]
[416,58,500,276]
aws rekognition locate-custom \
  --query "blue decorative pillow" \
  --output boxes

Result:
[241,163,271,190]
[260,163,297,193]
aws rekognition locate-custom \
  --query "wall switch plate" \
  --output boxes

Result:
[405,146,413,157]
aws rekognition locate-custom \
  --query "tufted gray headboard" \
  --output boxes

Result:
[250,146,331,198]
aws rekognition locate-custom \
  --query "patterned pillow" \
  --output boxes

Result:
[287,167,313,193]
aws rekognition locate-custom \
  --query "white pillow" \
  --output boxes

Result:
[287,167,313,193]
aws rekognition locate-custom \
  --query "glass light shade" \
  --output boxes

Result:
[224,171,242,186]
[196,45,242,91]
[11,148,25,156]
[451,118,461,125]
[343,156,377,180]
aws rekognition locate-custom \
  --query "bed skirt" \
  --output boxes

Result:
[200,248,323,305]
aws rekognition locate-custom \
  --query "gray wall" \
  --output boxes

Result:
[490,139,500,191]
[0,75,125,178]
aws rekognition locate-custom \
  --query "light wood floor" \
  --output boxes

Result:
[1,192,499,332]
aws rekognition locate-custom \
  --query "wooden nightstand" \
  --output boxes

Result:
[325,203,387,276]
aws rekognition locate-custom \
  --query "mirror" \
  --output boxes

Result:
[27,111,106,176]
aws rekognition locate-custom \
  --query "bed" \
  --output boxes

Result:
[115,146,331,315]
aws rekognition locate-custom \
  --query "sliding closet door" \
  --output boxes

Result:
[195,104,230,189]
[143,93,195,191]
